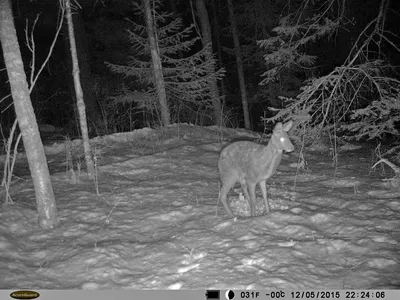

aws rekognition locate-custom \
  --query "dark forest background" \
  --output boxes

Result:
[1,0,399,137]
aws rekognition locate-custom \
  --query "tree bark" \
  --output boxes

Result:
[195,0,222,126]
[65,0,95,178]
[227,0,251,129]
[211,0,227,97]
[143,0,171,126]
[63,7,102,135]
[0,0,59,229]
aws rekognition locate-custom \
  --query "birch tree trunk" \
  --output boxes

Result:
[0,0,59,229]
[227,0,251,129]
[143,0,171,126]
[65,0,95,178]
[195,0,222,126]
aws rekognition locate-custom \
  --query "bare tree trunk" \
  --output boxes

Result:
[65,0,95,178]
[211,0,227,97]
[195,0,222,126]
[168,0,184,59]
[0,0,59,229]
[143,0,171,126]
[63,8,103,135]
[227,0,251,129]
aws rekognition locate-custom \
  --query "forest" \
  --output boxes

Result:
[1,0,398,135]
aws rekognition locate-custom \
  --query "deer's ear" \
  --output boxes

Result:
[283,120,293,131]
[273,122,283,132]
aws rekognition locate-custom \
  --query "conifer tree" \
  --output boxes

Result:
[107,0,225,127]
[259,0,400,155]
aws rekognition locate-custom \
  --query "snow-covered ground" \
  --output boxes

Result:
[0,124,399,289]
